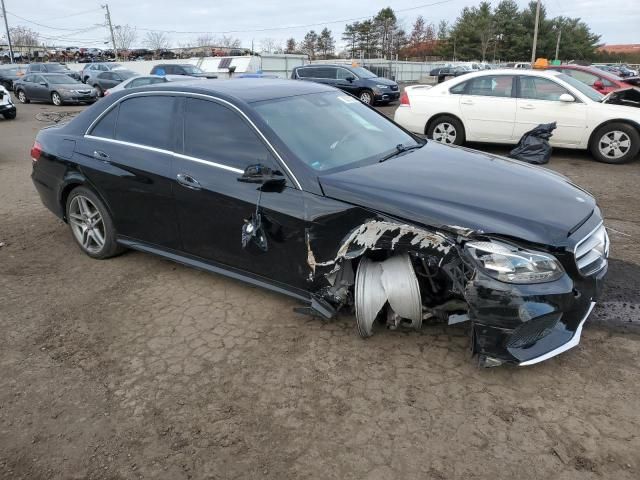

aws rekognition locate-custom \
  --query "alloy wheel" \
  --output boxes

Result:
[598,130,631,160]
[359,91,372,104]
[18,90,26,103]
[68,195,106,254]
[52,92,62,106]
[432,122,457,144]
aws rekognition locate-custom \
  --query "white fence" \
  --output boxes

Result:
[310,58,454,82]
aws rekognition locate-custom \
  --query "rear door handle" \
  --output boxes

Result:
[520,104,535,110]
[93,150,110,162]
[460,99,474,105]
[176,172,201,190]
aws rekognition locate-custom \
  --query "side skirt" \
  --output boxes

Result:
[117,236,312,304]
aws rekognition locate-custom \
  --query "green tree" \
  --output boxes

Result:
[317,28,336,59]
[285,38,296,54]
[342,23,358,58]
[374,7,397,59]
[300,30,319,59]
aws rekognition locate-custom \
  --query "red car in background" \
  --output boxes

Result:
[547,64,635,94]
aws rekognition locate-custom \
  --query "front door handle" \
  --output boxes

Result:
[460,99,474,105]
[93,150,110,162]
[176,172,201,190]
[520,104,535,110]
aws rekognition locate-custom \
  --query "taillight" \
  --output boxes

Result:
[400,91,410,106]
[30,141,42,162]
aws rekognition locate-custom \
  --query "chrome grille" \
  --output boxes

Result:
[574,224,609,276]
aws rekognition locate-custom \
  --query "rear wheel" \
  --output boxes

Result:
[427,115,465,146]
[66,186,123,259]
[590,122,640,164]
[17,89,29,104]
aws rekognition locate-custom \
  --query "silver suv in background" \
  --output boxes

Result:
[80,63,123,84]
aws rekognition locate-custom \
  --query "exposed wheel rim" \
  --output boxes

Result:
[18,90,26,102]
[359,92,372,104]
[432,122,457,144]
[52,93,62,106]
[68,195,106,254]
[598,130,631,160]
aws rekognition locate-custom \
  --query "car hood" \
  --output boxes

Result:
[318,142,596,246]
[370,76,397,86]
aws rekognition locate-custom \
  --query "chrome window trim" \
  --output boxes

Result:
[84,135,245,175]
[84,90,302,189]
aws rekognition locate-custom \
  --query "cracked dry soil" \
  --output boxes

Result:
[1,101,639,479]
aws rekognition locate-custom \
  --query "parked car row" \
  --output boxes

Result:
[0,84,16,119]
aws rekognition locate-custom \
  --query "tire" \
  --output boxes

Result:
[17,89,29,104]
[65,186,124,259]
[358,90,374,105]
[51,91,63,106]
[93,84,103,97]
[2,110,16,120]
[427,115,465,146]
[589,122,640,164]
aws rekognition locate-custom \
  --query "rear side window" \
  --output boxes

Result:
[465,75,514,97]
[183,98,276,171]
[90,106,118,139]
[115,96,175,149]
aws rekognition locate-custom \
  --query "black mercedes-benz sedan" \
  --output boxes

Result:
[30,79,609,367]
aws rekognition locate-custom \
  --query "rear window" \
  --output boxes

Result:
[115,96,175,149]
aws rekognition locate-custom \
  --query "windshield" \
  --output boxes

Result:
[556,73,604,102]
[48,64,69,72]
[46,74,78,84]
[253,91,420,173]
[181,65,204,74]
[349,67,377,79]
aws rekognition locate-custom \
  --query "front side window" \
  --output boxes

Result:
[253,91,420,173]
[336,68,354,80]
[465,75,514,97]
[183,98,276,171]
[519,76,569,101]
[450,81,468,94]
[115,96,175,149]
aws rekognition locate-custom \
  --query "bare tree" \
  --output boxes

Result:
[259,37,281,53]
[219,35,241,48]
[114,25,137,51]
[144,31,171,50]
[7,26,39,48]
[196,33,216,48]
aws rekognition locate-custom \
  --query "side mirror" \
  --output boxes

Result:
[593,80,604,90]
[559,93,575,103]
[237,164,286,189]
[346,75,355,82]
[40,81,48,86]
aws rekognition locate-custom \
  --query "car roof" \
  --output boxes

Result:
[460,68,562,79]
[296,64,352,69]
[125,78,335,103]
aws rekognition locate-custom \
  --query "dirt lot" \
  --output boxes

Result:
[1,97,639,480]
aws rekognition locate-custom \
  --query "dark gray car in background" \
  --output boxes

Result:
[290,64,399,105]
[80,62,123,84]
[13,73,97,106]
[90,69,138,96]
[25,63,81,81]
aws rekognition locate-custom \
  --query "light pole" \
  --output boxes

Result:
[1,0,15,63]
[531,0,541,64]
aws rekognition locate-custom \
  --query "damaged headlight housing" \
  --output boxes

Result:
[465,240,564,284]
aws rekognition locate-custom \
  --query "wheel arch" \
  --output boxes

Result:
[59,173,113,223]
[425,112,466,136]
[587,118,640,149]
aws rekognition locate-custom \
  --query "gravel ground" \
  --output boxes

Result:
[1,97,639,480]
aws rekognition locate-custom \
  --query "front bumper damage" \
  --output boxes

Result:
[306,213,608,368]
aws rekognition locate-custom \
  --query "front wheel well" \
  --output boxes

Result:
[588,119,640,148]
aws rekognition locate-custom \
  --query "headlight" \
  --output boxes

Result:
[465,240,564,284]
[375,84,389,89]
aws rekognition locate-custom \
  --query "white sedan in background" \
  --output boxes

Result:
[104,74,204,96]
[394,69,640,164]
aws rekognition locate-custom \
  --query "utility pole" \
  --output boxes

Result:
[1,0,15,63]
[555,28,562,61]
[530,0,541,64]
[102,4,118,61]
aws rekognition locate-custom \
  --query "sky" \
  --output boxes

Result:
[1,0,638,50]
